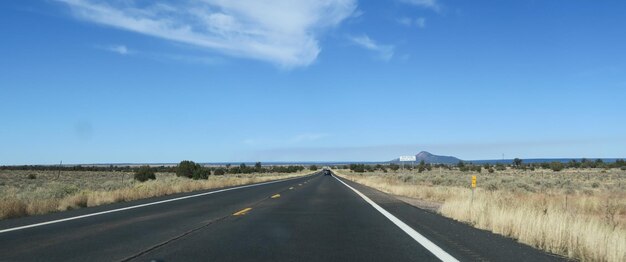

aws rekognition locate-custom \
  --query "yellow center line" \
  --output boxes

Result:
[232,207,252,216]
[271,194,281,199]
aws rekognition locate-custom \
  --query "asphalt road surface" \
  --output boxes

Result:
[0,172,567,262]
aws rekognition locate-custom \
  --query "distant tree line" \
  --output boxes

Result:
[330,158,626,174]
[3,158,624,179]
[504,158,626,171]
[171,161,305,180]
[456,158,626,172]
[134,161,306,182]
[0,164,177,173]
[344,161,443,173]
[1,161,307,183]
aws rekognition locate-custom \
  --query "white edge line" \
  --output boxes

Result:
[333,175,460,262]
[0,174,312,234]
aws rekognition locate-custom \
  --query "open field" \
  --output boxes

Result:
[0,170,312,220]
[333,167,626,262]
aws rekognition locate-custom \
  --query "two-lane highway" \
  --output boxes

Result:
[0,172,566,261]
[130,173,442,261]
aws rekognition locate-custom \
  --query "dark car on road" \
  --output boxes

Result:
[323,168,331,176]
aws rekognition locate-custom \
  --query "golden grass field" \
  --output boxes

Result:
[333,167,626,262]
[0,170,311,220]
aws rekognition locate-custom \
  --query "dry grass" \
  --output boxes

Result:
[0,170,311,219]
[334,167,626,262]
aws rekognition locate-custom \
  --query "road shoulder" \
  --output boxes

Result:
[334,175,570,262]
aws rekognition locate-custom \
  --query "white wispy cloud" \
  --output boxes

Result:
[349,35,394,61]
[397,17,412,26]
[104,44,129,55]
[56,0,357,68]
[154,53,222,65]
[351,9,365,19]
[399,0,441,11]
[97,44,222,65]
[397,17,426,28]
[415,17,426,28]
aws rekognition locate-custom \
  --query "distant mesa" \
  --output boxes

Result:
[415,151,462,164]
[392,151,462,164]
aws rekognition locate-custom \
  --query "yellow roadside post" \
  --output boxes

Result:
[471,175,477,206]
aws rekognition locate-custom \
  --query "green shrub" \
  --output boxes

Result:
[214,168,226,176]
[349,164,366,173]
[416,160,426,173]
[134,165,156,182]
[309,165,318,171]
[177,160,202,178]
[192,167,210,180]
[550,162,565,172]
[27,174,37,179]
[176,160,210,179]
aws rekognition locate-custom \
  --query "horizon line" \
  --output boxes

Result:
[2,157,625,166]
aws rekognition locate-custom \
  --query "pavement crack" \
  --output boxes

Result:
[119,215,229,262]
[119,177,312,262]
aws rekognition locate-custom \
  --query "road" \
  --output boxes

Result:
[0,172,566,262]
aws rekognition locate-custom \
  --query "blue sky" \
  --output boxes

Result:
[1,0,625,164]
